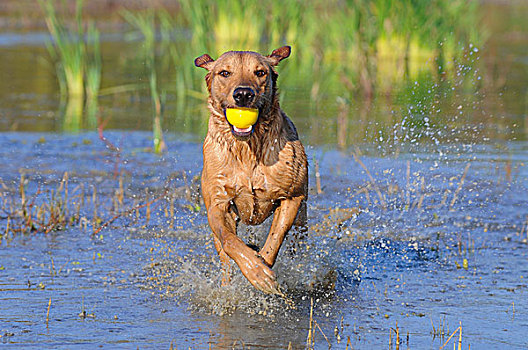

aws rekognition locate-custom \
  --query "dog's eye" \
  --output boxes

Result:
[219,70,231,78]
[255,70,267,77]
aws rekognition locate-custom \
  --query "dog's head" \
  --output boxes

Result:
[195,46,290,140]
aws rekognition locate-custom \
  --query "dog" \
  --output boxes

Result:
[194,46,308,294]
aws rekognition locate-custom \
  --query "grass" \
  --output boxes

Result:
[0,169,201,241]
[439,322,464,350]
[36,0,485,142]
[122,10,167,154]
[173,0,483,94]
[85,21,101,129]
[39,0,102,132]
[102,0,484,147]
[303,300,470,349]
[1,139,512,349]
[40,0,85,99]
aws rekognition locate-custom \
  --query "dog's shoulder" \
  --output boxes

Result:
[280,111,300,142]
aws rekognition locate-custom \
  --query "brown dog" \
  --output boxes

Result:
[195,46,308,294]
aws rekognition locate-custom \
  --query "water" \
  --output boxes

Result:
[1,1,528,349]
[1,132,526,349]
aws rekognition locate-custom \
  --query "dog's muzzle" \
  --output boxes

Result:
[224,109,259,140]
[233,87,255,107]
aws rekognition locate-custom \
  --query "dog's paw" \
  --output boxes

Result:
[239,254,280,295]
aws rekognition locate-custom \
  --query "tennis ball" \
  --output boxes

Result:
[225,108,259,129]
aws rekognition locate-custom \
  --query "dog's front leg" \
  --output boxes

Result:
[260,196,305,267]
[207,205,281,294]
[211,233,231,286]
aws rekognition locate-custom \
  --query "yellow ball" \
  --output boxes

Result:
[225,108,259,129]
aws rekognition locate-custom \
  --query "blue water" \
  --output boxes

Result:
[1,132,526,349]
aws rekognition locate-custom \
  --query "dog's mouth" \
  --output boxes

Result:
[231,124,253,137]
[224,108,260,139]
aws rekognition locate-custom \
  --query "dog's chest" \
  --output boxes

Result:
[226,165,285,224]
[203,132,305,225]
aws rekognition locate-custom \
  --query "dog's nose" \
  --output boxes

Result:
[233,87,255,107]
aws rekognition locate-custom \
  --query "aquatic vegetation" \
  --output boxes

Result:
[0,129,526,348]
[175,0,482,94]
[39,0,102,131]
[40,0,85,99]
[4,0,508,144]
[85,22,101,129]
[1,172,81,236]
[57,0,485,144]
[148,0,484,145]
[0,167,201,240]
[122,10,167,153]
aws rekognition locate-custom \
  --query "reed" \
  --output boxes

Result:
[1,170,200,239]
[161,0,482,146]
[40,0,85,99]
[85,22,101,103]
[306,298,314,348]
[439,322,464,350]
[176,0,480,92]
[85,21,101,129]
[101,0,482,145]
[46,298,52,327]
[39,0,102,131]
[122,10,167,153]
[35,0,483,140]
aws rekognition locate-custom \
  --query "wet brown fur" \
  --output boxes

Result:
[195,46,308,294]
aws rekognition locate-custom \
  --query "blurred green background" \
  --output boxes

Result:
[0,0,526,149]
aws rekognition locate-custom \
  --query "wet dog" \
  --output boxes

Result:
[195,46,308,294]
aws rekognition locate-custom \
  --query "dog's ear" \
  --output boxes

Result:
[194,54,215,71]
[268,46,291,66]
